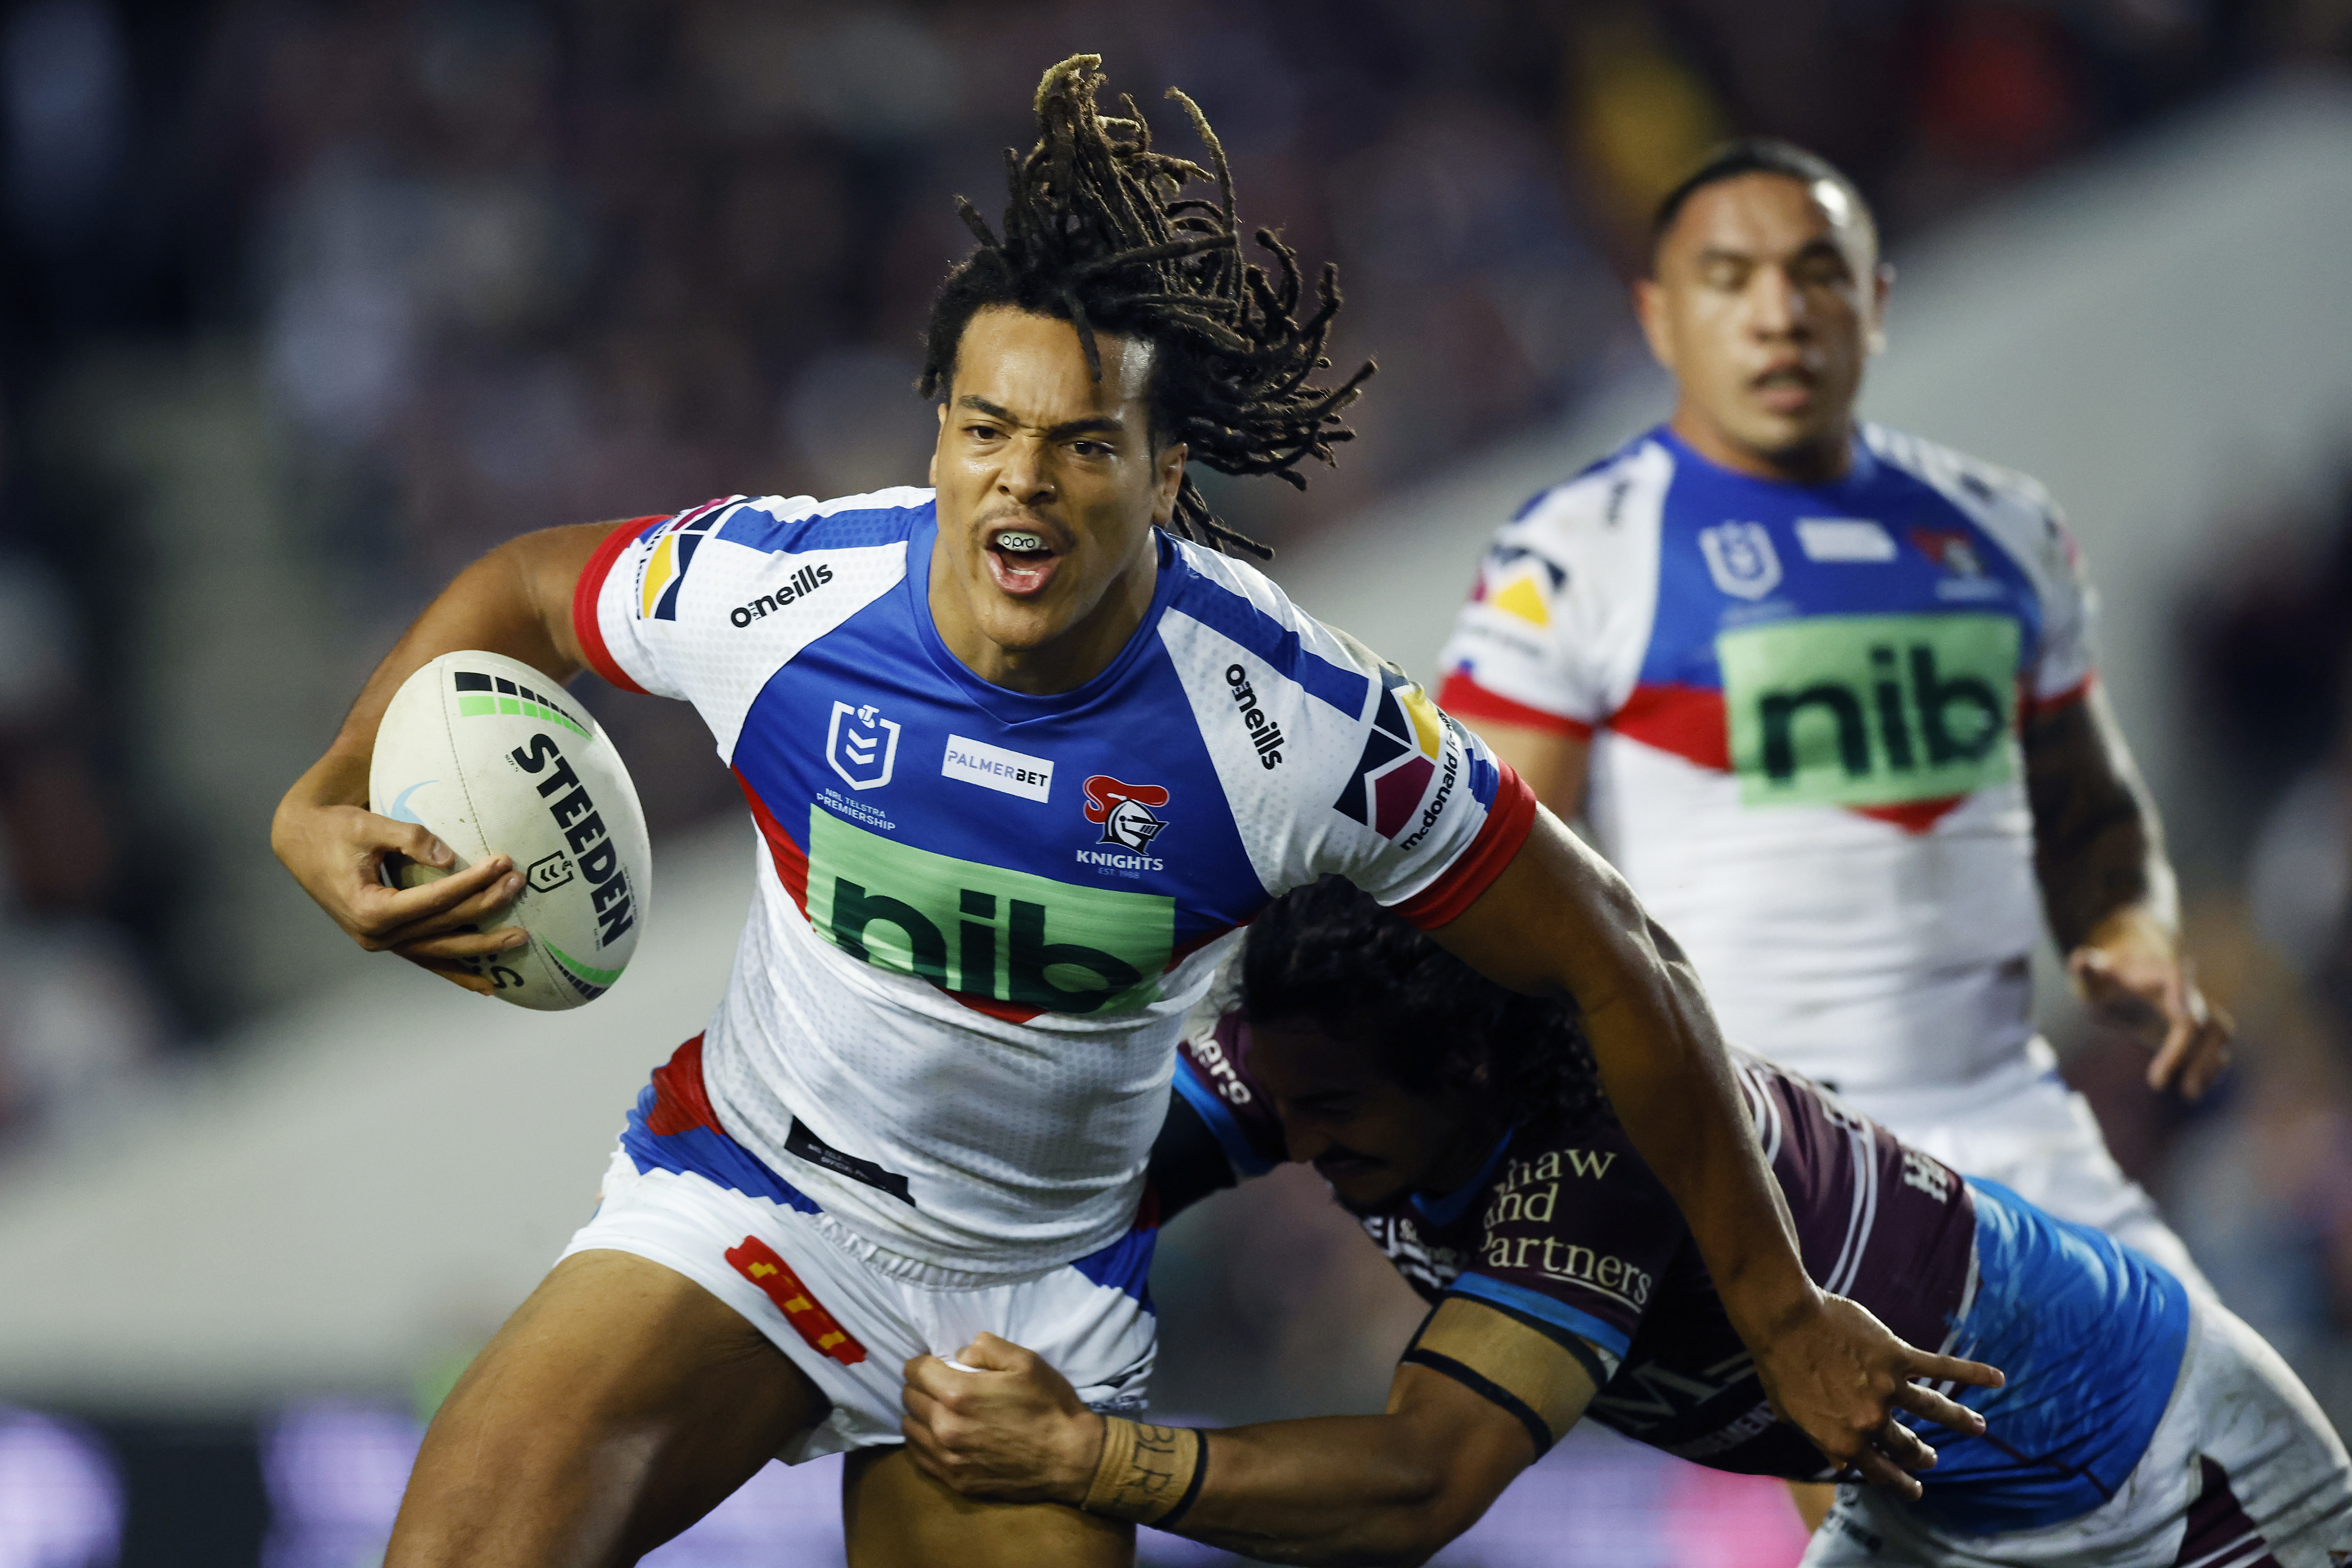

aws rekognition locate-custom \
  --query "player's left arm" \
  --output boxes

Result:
[2023,683,2232,1098]
[1425,810,1998,1493]
[903,1306,1566,1565]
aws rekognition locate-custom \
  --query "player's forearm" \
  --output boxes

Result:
[278,526,605,814]
[2026,688,2178,952]
[1578,913,1813,1336]
[1165,1418,1477,1567]
[1436,819,1815,1331]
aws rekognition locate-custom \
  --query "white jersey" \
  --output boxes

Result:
[579,491,1534,1278]
[1437,423,2095,1095]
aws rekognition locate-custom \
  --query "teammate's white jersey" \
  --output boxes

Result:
[581,491,1532,1278]
[1437,423,2094,1096]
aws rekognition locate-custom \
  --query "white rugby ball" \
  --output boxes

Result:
[368,650,651,1010]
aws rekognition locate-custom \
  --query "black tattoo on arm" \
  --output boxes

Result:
[2022,687,2171,951]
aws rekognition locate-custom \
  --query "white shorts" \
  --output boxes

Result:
[560,1150,1158,1464]
[1803,1298,2352,1566]
[1842,1042,2211,1293]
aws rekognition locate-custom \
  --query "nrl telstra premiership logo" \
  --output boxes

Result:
[1699,521,1782,600]
[827,701,901,791]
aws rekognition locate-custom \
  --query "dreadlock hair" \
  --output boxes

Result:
[1648,137,1878,276]
[919,54,1374,560]
[1240,877,1607,1142]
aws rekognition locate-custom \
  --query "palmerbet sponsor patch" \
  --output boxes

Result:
[1717,612,2020,809]
[804,810,1172,1016]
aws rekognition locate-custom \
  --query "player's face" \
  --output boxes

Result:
[928,307,1188,693]
[1247,1017,1491,1216]
[1637,173,1888,477]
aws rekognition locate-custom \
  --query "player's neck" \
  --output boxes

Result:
[1668,405,1855,487]
[929,544,1161,696]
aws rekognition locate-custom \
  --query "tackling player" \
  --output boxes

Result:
[902,879,2351,1566]
[1435,144,2224,1311]
[269,65,1988,1567]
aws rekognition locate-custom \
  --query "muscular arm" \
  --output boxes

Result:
[1458,718,1589,820]
[905,1311,1567,1567]
[2023,686,2229,1096]
[1427,811,1995,1485]
[269,521,628,991]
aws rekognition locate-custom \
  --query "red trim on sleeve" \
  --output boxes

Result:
[571,515,665,695]
[1393,762,1540,930]
[1611,683,1730,771]
[1437,671,1595,740]
[2022,672,2096,721]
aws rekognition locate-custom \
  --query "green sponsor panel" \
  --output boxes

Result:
[1718,612,2020,808]
[806,809,1175,1016]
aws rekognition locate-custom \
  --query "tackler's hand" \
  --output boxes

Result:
[1752,1290,2003,1500]
[901,1332,1102,1504]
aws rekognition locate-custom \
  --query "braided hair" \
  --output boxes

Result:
[919,54,1374,559]
[1241,877,1608,1142]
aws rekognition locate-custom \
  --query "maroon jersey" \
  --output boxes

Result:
[1169,1017,1978,1478]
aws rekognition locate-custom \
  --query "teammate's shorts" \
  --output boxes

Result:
[1841,1040,2210,1293]
[1803,1296,2352,1566]
[557,1040,1158,1464]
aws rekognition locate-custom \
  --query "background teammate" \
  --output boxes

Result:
[270,65,1985,1566]
[903,880,2351,1566]
[1437,138,2224,1278]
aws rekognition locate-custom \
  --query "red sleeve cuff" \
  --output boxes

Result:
[572,516,664,695]
[1393,762,1540,930]
[2022,672,2095,720]
[1436,671,1594,740]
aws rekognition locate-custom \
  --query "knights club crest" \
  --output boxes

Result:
[826,701,901,791]
[1083,775,1170,851]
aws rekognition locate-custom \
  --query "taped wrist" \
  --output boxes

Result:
[1079,1416,1207,1526]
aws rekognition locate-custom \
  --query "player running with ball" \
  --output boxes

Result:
[273,62,1991,1567]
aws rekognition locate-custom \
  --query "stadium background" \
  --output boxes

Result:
[0,1,2350,1563]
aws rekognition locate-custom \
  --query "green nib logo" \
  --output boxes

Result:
[1720,613,2019,809]
[805,812,1172,1016]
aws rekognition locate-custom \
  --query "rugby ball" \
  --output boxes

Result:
[368,650,651,1011]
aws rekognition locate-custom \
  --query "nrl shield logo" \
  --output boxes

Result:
[1699,521,1782,601]
[827,701,901,791]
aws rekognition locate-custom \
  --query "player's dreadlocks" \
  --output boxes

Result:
[920,54,1374,559]
[1241,877,1608,1143]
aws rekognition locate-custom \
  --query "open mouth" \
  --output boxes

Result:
[986,526,1061,596]
[1752,364,1817,414]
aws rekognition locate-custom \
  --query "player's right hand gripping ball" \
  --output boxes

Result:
[370,650,651,1010]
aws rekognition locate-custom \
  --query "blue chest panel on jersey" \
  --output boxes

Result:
[720,502,1335,1018]
[1598,429,2052,813]
[1640,427,2046,693]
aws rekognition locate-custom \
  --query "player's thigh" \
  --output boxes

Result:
[841,1445,1133,1568]
[389,1248,830,1568]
